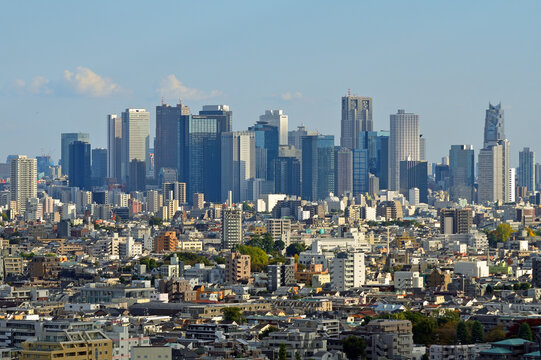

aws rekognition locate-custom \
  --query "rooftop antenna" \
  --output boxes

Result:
[161,97,164,105]
[348,88,351,96]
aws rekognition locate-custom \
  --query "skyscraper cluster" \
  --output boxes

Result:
[6,93,539,217]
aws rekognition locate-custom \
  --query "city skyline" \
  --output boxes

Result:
[1,1,541,166]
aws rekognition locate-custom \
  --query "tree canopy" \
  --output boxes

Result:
[342,335,366,360]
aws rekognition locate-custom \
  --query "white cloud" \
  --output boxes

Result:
[281,91,303,101]
[63,66,121,97]
[157,74,221,101]
[13,76,52,95]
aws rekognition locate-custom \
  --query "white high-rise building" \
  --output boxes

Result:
[107,114,122,180]
[260,110,288,146]
[121,109,150,183]
[390,110,420,191]
[478,144,504,203]
[221,131,256,203]
[146,190,162,214]
[508,167,516,203]
[10,155,37,215]
[330,251,365,291]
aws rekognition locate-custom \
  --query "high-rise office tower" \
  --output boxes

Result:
[221,207,243,249]
[288,124,317,150]
[390,110,420,191]
[68,140,91,190]
[91,148,107,186]
[483,103,505,148]
[187,105,232,203]
[359,131,390,189]
[449,145,475,203]
[128,159,146,192]
[61,133,90,176]
[36,155,52,176]
[107,114,122,181]
[352,149,369,196]
[301,135,335,201]
[340,94,373,149]
[221,131,256,203]
[335,147,353,197]
[10,155,37,214]
[121,108,150,183]
[478,104,511,203]
[419,135,426,161]
[154,102,190,179]
[249,120,279,181]
[260,110,288,146]
[399,160,428,203]
[478,143,505,203]
[519,147,535,193]
[274,156,301,196]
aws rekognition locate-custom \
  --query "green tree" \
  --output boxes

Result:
[485,325,506,342]
[149,216,163,226]
[456,321,469,344]
[214,256,226,264]
[221,307,246,324]
[520,282,531,290]
[470,321,484,343]
[246,234,274,253]
[139,257,158,269]
[274,240,285,252]
[495,223,513,242]
[278,344,287,360]
[295,352,302,360]
[286,243,306,257]
[518,322,533,341]
[342,335,366,360]
[236,244,269,271]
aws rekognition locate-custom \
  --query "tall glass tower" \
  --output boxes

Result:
[340,94,373,149]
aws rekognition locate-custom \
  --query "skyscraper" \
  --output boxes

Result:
[274,156,301,197]
[359,131,390,189]
[107,114,122,181]
[519,147,535,193]
[389,110,420,191]
[478,104,511,203]
[128,159,146,192]
[10,155,37,214]
[259,109,288,146]
[449,145,475,203]
[221,131,256,203]
[483,103,505,148]
[187,105,232,203]
[121,108,150,184]
[61,132,90,176]
[301,135,335,201]
[478,143,504,203]
[335,147,353,197]
[399,160,428,203]
[249,120,279,181]
[68,140,91,190]
[352,149,369,196]
[91,148,108,186]
[340,95,373,149]
[154,102,190,179]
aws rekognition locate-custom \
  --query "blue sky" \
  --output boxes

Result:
[1,1,540,166]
